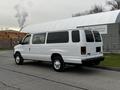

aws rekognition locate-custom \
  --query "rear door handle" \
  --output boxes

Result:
[87,53,91,55]
[29,48,30,51]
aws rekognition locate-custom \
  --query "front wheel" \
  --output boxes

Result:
[52,57,65,72]
[14,53,24,65]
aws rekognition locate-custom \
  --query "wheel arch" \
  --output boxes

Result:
[51,53,63,61]
[14,51,21,58]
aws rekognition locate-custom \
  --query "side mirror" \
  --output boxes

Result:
[17,40,23,44]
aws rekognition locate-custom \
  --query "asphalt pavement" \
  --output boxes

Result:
[0,50,120,90]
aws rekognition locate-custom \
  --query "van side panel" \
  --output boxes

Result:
[14,29,104,65]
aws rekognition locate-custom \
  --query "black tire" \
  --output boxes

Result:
[14,53,24,65]
[75,64,82,68]
[94,61,100,65]
[52,56,65,72]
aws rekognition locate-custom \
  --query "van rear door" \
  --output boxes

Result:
[84,30,102,57]
[93,31,103,54]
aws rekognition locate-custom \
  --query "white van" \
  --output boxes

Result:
[14,29,104,71]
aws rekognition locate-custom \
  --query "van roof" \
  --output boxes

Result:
[22,10,120,33]
[29,29,80,34]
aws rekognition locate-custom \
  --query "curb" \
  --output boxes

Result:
[92,66,120,72]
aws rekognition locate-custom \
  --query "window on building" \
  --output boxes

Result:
[47,31,69,43]
[32,33,46,44]
[72,30,80,42]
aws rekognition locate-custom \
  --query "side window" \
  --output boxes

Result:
[47,31,69,43]
[72,30,80,42]
[32,33,46,44]
[93,31,101,42]
[22,35,31,44]
[85,30,94,42]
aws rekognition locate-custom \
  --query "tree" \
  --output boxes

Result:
[106,0,118,10]
[72,0,119,17]
[72,11,90,17]
[72,5,103,17]
[90,5,103,13]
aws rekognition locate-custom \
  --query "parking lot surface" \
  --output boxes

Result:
[0,50,120,90]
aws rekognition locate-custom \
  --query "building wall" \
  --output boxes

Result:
[0,30,27,49]
[102,23,120,53]
[0,39,12,49]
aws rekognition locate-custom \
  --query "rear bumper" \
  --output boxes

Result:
[82,56,104,64]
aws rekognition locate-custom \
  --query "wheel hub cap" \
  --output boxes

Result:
[16,56,20,63]
[54,60,61,70]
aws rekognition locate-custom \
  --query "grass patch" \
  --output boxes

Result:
[100,53,120,67]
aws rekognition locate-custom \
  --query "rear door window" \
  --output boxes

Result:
[85,30,94,42]
[93,31,101,42]
[72,30,80,42]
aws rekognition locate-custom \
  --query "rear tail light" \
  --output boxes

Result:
[81,46,86,55]
[96,47,101,52]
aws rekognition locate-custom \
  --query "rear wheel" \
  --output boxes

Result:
[94,61,100,65]
[52,56,65,72]
[14,53,24,65]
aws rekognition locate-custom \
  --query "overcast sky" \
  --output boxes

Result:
[0,0,110,28]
